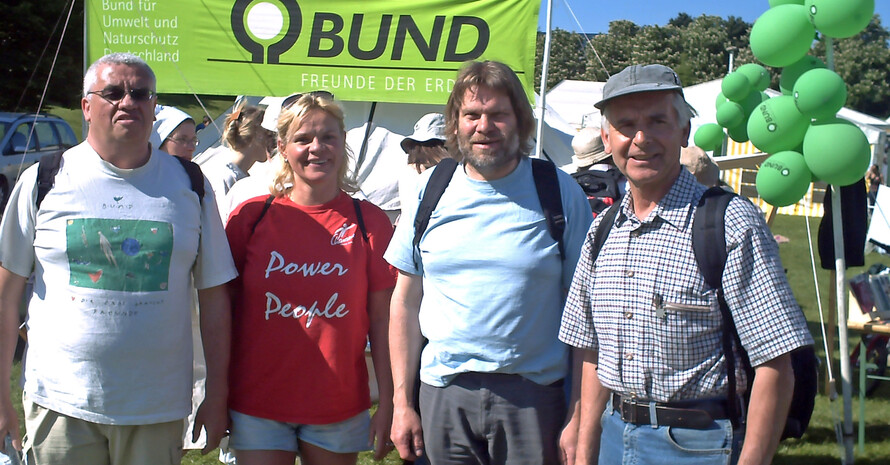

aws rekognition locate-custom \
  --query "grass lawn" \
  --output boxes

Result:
[8,210,890,464]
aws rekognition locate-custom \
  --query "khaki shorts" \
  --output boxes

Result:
[23,395,183,465]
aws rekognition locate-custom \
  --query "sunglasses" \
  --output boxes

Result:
[281,90,335,110]
[88,86,156,103]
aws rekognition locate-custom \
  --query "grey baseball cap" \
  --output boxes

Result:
[594,64,685,110]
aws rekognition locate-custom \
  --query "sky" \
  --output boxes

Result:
[538,0,890,34]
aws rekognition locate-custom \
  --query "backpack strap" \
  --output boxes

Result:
[36,153,205,210]
[36,151,64,210]
[691,187,753,429]
[530,158,566,261]
[412,158,459,268]
[174,156,205,205]
[589,202,621,264]
[250,195,275,232]
[412,158,569,268]
[352,197,369,244]
[250,195,368,244]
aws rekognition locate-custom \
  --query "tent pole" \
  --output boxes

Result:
[534,0,554,159]
[826,35,855,464]
[356,102,377,174]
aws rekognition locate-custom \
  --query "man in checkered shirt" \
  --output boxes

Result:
[558,64,813,465]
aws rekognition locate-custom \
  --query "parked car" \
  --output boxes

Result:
[0,112,78,212]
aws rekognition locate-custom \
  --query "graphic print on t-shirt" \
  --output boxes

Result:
[66,218,173,292]
[331,222,357,246]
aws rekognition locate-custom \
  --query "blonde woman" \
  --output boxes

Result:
[200,105,276,222]
[225,92,396,465]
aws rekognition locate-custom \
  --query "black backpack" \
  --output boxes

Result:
[571,168,622,216]
[413,157,566,265]
[36,151,205,209]
[591,187,817,439]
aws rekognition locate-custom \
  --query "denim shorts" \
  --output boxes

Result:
[228,409,371,453]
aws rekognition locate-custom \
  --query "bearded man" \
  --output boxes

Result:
[384,60,592,465]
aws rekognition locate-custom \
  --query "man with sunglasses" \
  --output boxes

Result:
[385,61,592,465]
[0,52,237,465]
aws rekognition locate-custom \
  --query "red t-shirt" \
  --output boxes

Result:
[226,192,396,424]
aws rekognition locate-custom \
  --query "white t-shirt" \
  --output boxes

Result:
[197,146,250,222]
[0,142,237,425]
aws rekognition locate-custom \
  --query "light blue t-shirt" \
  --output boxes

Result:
[385,157,592,387]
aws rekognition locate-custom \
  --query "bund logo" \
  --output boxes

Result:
[231,0,302,64]
[227,0,491,66]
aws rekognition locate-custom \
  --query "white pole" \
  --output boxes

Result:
[534,0,554,159]
[826,36,855,464]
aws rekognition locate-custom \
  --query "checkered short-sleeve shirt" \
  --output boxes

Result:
[559,169,813,402]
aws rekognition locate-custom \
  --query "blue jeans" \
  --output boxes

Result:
[599,399,744,465]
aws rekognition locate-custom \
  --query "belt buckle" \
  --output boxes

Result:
[620,397,636,423]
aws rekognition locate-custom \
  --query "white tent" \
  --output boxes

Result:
[546,78,890,149]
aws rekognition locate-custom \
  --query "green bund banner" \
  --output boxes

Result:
[86,0,540,104]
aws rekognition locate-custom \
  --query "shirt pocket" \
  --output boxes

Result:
[656,292,722,371]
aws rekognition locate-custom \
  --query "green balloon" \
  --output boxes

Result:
[747,96,810,154]
[721,72,752,102]
[750,5,816,68]
[694,124,725,152]
[803,118,871,186]
[805,0,875,39]
[740,91,770,118]
[715,92,729,110]
[717,101,746,128]
[770,0,804,6]
[756,151,813,207]
[736,63,771,91]
[780,55,826,95]
[793,68,847,120]
[727,121,750,143]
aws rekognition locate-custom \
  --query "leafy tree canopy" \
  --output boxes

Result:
[536,14,890,119]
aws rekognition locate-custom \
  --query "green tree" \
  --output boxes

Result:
[0,0,84,112]
[812,15,890,118]
[534,28,589,91]
[582,20,640,81]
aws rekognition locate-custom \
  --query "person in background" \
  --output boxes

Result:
[397,113,451,216]
[570,126,626,216]
[197,115,213,132]
[152,105,198,160]
[867,163,883,207]
[680,146,720,188]
[224,91,396,465]
[199,104,276,222]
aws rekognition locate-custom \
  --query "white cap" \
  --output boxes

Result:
[259,95,290,132]
[151,105,192,148]
[400,113,446,152]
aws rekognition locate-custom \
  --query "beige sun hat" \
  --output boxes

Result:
[571,127,609,169]
[681,146,720,187]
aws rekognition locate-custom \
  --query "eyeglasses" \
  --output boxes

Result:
[87,86,156,104]
[281,90,335,110]
[167,137,199,147]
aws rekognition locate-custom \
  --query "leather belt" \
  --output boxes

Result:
[611,393,732,430]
